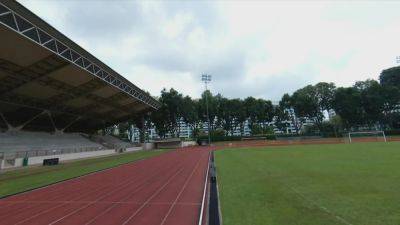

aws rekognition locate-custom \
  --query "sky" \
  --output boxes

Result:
[19,0,400,101]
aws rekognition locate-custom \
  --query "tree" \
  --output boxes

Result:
[256,99,274,132]
[159,88,184,137]
[329,115,343,137]
[129,113,152,142]
[291,85,324,130]
[244,97,273,135]
[244,97,258,132]
[181,96,201,137]
[379,66,400,128]
[117,122,129,139]
[382,86,400,128]
[149,88,184,138]
[150,103,169,138]
[199,90,219,131]
[279,93,301,133]
[355,80,385,127]
[230,99,246,135]
[379,66,400,88]
[314,82,336,112]
[378,67,400,128]
[332,87,364,129]
[218,97,234,135]
[274,104,290,133]
[251,124,274,135]
[289,83,336,132]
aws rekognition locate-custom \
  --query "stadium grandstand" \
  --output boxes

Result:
[0,0,160,169]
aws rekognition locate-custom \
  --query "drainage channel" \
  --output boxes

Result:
[208,151,221,225]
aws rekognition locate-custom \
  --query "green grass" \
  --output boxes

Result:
[0,149,170,198]
[215,142,400,225]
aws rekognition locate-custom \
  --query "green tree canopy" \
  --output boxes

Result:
[379,66,400,88]
[332,87,364,129]
[291,85,324,129]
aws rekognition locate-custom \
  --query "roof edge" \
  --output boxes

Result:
[0,0,161,109]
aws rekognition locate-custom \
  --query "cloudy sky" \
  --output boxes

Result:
[20,0,400,101]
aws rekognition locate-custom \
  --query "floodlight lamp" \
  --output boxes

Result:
[201,74,211,82]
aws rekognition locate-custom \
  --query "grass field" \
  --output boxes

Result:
[0,149,169,198]
[215,142,400,225]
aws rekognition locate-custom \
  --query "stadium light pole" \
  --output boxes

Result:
[201,74,212,145]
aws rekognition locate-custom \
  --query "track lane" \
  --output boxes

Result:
[0,153,175,215]
[0,147,212,225]
[119,151,204,225]
[18,153,186,225]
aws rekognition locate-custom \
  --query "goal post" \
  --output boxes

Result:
[347,131,387,143]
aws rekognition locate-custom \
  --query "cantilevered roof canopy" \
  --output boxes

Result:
[0,0,160,132]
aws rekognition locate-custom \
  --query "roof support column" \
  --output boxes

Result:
[1,110,45,132]
[139,115,145,144]
[15,111,46,131]
[45,111,59,133]
[0,112,12,131]
[60,116,81,133]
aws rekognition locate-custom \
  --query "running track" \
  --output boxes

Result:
[0,147,211,225]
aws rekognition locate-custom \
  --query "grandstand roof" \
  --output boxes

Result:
[0,0,160,132]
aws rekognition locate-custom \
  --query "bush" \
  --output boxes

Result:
[196,134,276,142]
[265,134,277,140]
[197,135,242,142]
[211,129,226,137]
[251,125,274,135]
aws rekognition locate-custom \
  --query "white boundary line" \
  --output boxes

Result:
[120,167,184,225]
[215,158,223,225]
[159,152,206,225]
[198,151,211,225]
[289,186,353,225]
[13,154,181,225]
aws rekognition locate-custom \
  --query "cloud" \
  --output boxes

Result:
[18,0,400,101]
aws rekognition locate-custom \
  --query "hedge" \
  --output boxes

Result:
[197,134,276,142]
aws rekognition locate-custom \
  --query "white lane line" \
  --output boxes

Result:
[289,186,354,225]
[6,153,152,199]
[2,200,201,205]
[3,152,162,214]
[15,156,177,225]
[13,181,112,225]
[198,152,211,225]
[47,158,183,225]
[83,161,185,225]
[159,152,206,225]
[120,167,185,225]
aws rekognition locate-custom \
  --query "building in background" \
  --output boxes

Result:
[128,116,303,143]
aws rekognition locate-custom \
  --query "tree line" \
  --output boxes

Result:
[118,66,400,139]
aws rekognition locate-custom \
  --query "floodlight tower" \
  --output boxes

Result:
[201,74,212,145]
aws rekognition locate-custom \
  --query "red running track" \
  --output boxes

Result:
[0,147,211,225]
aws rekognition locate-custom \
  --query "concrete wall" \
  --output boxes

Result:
[0,149,116,169]
[142,143,155,150]
[0,158,23,169]
[126,146,142,152]
[181,141,197,147]
[26,149,116,166]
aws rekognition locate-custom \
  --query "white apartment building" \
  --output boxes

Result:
[126,102,322,142]
[128,116,302,143]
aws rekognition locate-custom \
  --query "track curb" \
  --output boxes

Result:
[208,151,222,225]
